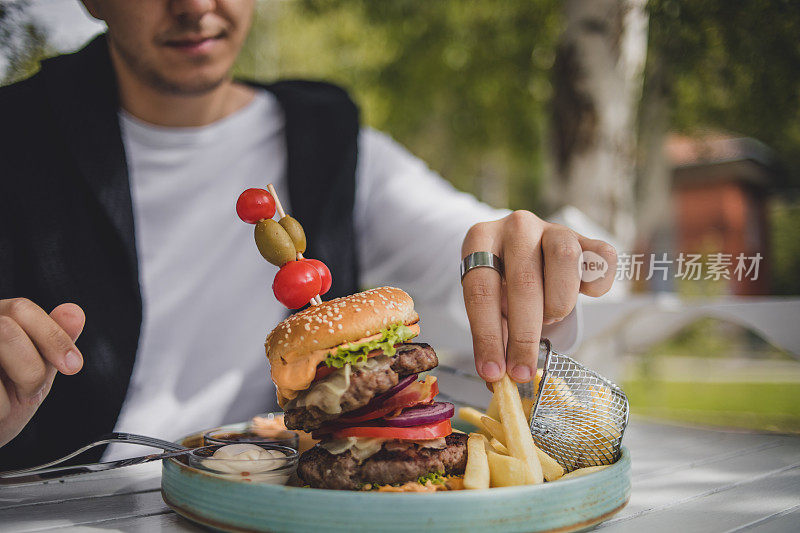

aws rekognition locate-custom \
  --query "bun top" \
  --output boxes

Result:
[265,286,418,364]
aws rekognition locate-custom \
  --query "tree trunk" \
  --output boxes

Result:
[548,0,648,249]
[635,41,673,260]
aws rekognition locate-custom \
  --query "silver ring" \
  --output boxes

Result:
[460,251,504,282]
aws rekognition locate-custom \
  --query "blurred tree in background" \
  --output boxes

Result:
[642,0,800,294]
[2,0,799,292]
[549,0,647,249]
[235,0,563,213]
[647,0,800,188]
[0,0,50,85]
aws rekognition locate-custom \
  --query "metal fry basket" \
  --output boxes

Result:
[519,339,629,473]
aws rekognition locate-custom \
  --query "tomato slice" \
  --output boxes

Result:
[313,365,336,381]
[382,376,438,411]
[331,420,452,440]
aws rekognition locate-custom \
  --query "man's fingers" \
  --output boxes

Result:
[576,236,618,297]
[463,269,505,382]
[541,226,582,325]
[0,299,83,375]
[502,212,543,383]
[462,223,505,382]
[0,316,49,398]
[50,303,86,342]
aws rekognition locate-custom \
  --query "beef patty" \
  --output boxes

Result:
[284,343,437,432]
[298,433,468,490]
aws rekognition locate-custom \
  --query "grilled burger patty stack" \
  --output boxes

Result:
[266,287,466,490]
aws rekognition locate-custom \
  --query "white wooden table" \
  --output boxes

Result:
[1,418,798,532]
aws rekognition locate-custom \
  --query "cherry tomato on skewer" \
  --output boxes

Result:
[302,258,332,295]
[236,188,276,224]
[273,260,322,309]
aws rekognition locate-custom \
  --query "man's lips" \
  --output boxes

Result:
[163,33,225,54]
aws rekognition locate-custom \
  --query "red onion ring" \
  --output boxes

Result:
[383,401,454,427]
[373,374,418,404]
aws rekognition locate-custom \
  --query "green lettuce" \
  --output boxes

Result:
[324,323,417,369]
[417,471,446,485]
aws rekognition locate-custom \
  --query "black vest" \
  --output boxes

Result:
[0,35,360,469]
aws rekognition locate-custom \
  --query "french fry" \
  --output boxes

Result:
[521,398,536,422]
[483,406,564,481]
[562,384,620,464]
[457,407,492,437]
[535,446,565,481]
[542,375,580,409]
[486,393,500,420]
[556,465,610,481]
[463,433,490,490]
[494,374,543,484]
[480,416,505,444]
[489,438,509,455]
[515,368,543,422]
[487,450,528,487]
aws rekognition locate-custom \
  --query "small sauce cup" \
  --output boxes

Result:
[187,443,298,484]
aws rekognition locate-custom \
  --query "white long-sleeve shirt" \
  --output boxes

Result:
[105,89,577,458]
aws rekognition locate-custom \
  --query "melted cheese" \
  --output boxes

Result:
[270,323,419,406]
[318,437,448,464]
[383,437,447,452]
[288,356,395,414]
[321,437,386,463]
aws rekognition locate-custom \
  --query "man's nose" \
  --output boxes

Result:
[170,0,216,20]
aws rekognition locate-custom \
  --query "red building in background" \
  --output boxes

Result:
[666,134,775,295]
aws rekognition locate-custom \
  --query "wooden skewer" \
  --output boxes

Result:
[267,183,287,219]
[267,184,323,306]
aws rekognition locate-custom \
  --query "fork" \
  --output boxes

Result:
[0,432,189,485]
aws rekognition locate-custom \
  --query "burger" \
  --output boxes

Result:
[265,286,467,490]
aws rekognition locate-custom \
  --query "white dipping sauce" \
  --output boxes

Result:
[203,444,285,475]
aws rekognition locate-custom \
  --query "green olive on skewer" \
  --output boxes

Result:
[254,219,296,266]
[279,215,307,254]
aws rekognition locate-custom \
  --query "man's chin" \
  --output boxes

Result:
[146,71,229,96]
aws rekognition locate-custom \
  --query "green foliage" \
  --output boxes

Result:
[647,0,800,186]
[770,200,800,294]
[0,1,51,85]
[235,0,563,210]
[631,317,798,432]
[624,379,800,433]
[643,318,737,359]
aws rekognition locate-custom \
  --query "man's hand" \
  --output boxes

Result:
[462,211,616,383]
[0,299,85,447]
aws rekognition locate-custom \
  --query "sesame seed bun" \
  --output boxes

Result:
[265,287,418,365]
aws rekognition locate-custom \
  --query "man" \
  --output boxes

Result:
[0,0,616,467]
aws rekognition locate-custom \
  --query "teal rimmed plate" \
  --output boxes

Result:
[161,432,630,533]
